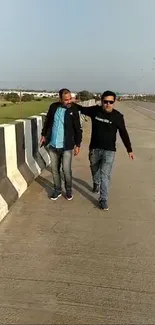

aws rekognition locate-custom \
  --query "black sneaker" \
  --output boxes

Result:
[66,191,73,201]
[93,183,100,194]
[99,200,109,211]
[50,191,62,201]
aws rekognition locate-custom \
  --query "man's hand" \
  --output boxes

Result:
[40,136,46,146]
[74,146,80,156]
[128,152,134,160]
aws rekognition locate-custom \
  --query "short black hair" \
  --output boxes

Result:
[101,90,116,102]
[59,88,71,99]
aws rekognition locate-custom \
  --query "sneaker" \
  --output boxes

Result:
[50,191,62,201]
[93,183,100,194]
[99,199,109,211]
[66,191,73,201]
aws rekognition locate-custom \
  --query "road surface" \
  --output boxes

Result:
[0,101,155,324]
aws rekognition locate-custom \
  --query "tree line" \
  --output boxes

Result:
[76,90,100,101]
[0,90,101,104]
[3,92,43,103]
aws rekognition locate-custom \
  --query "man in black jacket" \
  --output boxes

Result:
[76,90,134,210]
[40,88,82,201]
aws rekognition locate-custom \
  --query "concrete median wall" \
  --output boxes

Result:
[0,99,96,221]
[0,115,50,222]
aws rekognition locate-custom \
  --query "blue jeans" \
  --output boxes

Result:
[49,147,72,192]
[89,149,115,201]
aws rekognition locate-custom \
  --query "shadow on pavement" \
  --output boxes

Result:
[36,173,98,207]
[72,181,98,207]
[72,176,92,192]
[36,175,53,197]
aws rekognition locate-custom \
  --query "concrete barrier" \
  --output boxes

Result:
[21,118,41,177]
[0,114,50,221]
[0,100,95,221]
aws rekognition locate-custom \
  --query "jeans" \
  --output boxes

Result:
[89,149,115,201]
[49,147,72,192]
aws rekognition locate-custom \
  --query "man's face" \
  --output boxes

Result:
[60,92,72,108]
[102,96,115,112]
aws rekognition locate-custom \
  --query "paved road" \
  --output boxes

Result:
[126,100,155,121]
[1,102,155,324]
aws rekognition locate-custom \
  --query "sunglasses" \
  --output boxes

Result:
[103,100,114,104]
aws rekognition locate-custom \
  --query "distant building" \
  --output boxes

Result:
[0,89,77,99]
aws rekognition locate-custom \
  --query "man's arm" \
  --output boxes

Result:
[72,109,82,150]
[40,102,58,145]
[41,104,53,137]
[118,115,133,154]
[74,103,98,117]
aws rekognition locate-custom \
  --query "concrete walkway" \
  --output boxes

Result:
[1,102,155,324]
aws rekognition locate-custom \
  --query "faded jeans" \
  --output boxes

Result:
[49,147,72,192]
[89,149,115,201]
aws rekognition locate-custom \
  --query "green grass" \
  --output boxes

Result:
[0,100,12,105]
[0,99,56,124]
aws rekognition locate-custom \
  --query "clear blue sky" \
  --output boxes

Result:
[1,0,155,93]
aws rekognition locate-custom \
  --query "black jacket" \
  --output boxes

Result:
[75,104,132,152]
[41,102,82,150]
